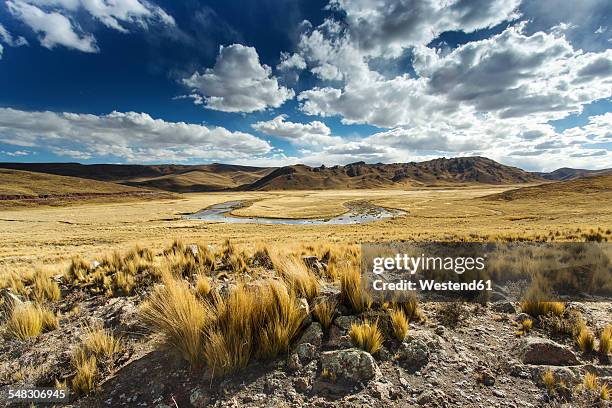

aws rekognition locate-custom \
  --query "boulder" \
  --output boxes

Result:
[320,348,381,383]
[295,322,323,349]
[491,301,516,314]
[396,338,430,369]
[518,337,579,366]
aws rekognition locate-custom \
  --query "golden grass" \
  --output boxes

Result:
[5,303,58,339]
[576,328,595,353]
[389,308,409,341]
[520,301,565,318]
[82,327,121,361]
[339,262,371,313]
[194,274,211,298]
[522,319,533,333]
[272,255,320,300]
[349,320,383,355]
[66,256,90,284]
[140,278,208,367]
[599,325,612,355]
[31,269,61,303]
[312,299,336,330]
[71,349,97,395]
[602,383,610,400]
[542,369,556,393]
[583,372,598,391]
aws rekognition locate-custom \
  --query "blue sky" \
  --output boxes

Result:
[0,0,610,171]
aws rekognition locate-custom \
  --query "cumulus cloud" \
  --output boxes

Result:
[0,108,272,162]
[0,23,29,49]
[252,115,341,147]
[183,44,295,112]
[6,0,174,52]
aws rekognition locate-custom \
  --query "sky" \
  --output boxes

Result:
[0,0,610,171]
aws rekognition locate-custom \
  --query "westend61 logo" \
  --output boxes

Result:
[361,242,612,302]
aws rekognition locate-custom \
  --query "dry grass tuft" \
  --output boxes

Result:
[312,299,336,330]
[339,262,371,313]
[5,303,58,340]
[82,327,121,361]
[601,383,610,401]
[583,372,598,391]
[389,308,409,341]
[273,255,320,300]
[521,301,565,318]
[71,349,97,395]
[522,318,533,333]
[66,256,91,284]
[140,278,208,367]
[542,369,556,393]
[599,325,612,355]
[576,328,595,353]
[194,274,211,298]
[349,320,383,355]
[31,269,61,303]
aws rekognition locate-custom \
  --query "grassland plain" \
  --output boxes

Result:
[1,180,611,278]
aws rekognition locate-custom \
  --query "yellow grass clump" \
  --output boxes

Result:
[601,383,610,401]
[194,274,211,298]
[349,320,383,355]
[273,255,320,300]
[6,303,58,340]
[522,318,533,333]
[31,269,61,303]
[140,278,208,367]
[312,299,336,330]
[583,372,598,391]
[339,263,372,313]
[389,308,409,341]
[520,301,565,317]
[66,256,91,284]
[542,369,556,393]
[71,349,97,395]
[599,325,612,355]
[82,327,121,361]
[576,328,595,353]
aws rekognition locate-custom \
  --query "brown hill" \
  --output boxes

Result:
[0,168,169,206]
[243,157,541,190]
[485,174,612,201]
[535,167,612,181]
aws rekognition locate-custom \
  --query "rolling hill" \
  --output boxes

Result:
[534,167,612,181]
[484,174,612,201]
[0,168,168,205]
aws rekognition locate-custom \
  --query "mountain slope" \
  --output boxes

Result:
[242,157,542,190]
[535,167,612,181]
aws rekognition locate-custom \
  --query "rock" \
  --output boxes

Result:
[515,313,532,323]
[488,291,508,302]
[491,301,516,314]
[370,381,392,399]
[302,256,325,275]
[518,337,579,366]
[326,325,352,349]
[293,376,311,393]
[334,315,359,331]
[530,366,579,386]
[189,387,210,408]
[396,338,430,369]
[295,343,317,362]
[287,352,302,372]
[295,322,323,349]
[492,389,506,398]
[320,348,381,383]
[434,325,445,337]
[478,369,496,386]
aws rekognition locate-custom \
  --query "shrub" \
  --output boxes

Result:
[599,325,612,355]
[576,328,595,353]
[6,303,58,339]
[349,320,383,355]
[389,308,409,341]
[339,263,371,313]
[521,301,565,318]
[140,278,208,367]
[31,269,61,303]
[312,299,336,330]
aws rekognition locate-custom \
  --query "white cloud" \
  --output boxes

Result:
[183,44,295,113]
[0,23,29,48]
[0,149,31,157]
[252,115,341,147]
[0,108,272,162]
[277,52,306,71]
[6,0,174,52]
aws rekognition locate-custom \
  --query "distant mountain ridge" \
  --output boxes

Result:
[0,157,607,192]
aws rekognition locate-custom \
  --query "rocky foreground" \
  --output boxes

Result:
[0,244,611,407]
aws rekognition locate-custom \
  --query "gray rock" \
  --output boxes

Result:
[491,301,516,314]
[518,337,579,366]
[515,313,532,323]
[334,315,359,331]
[189,387,210,408]
[396,338,430,369]
[295,343,317,362]
[295,322,323,349]
[530,366,579,386]
[320,348,381,383]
